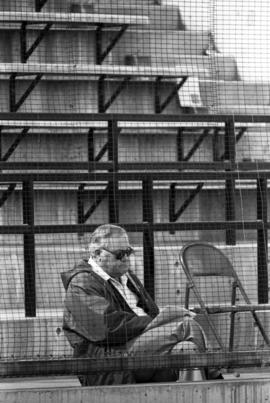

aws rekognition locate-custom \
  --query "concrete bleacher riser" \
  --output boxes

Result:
[0,0,158,12]
[0,185,264,240]
[200,80,270,106]
[92,4,184,30]
[150,56,238,81]
[0,76,266,111]
[0,80,183,113]
[0,29,210,64]
[3,381,270,403]
[2,128,270,162]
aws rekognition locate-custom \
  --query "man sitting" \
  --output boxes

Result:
[61,224,221,385]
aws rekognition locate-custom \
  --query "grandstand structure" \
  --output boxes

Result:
[1,0,270,402]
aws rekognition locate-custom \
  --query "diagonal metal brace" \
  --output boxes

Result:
[169,128,210,231]
[0,184,17,208]
[9,74,43,112]
[96,24,128,64]
[20,22,53,63]
[98,75,131,112]
[77,135,110,226]
[155,76,188,113]
[169,182,204,222]
[1,127,30,161]
[35,0,49,12]
[81,186,109,224]
[183,129,211,161]
[104,76,131,112]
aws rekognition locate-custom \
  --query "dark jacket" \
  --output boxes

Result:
[61,259,159,385]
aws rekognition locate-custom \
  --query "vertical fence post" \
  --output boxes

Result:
[22,180,36,317]
[108,120,119,223]
[77,128,95,229]
[257,177,268,303]
[224,117,236,245]
[142,178,155,299]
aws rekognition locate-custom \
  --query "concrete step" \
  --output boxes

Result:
[92,3,185,30]
[200,80,270,106]
[0,28,210,64]
[149,55,238,81]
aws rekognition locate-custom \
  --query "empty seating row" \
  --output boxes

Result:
[0,74,267,113]
[0,27,211,64]
[0,0,159,12]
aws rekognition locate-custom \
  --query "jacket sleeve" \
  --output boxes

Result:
[64,272,153,346]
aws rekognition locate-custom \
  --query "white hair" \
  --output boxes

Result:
[88,224,128,255]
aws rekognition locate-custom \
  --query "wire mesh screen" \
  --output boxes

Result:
[0,0,270,384]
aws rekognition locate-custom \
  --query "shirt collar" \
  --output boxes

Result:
[88,256,128,285]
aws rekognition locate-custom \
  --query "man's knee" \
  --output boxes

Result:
[171,340,200,353]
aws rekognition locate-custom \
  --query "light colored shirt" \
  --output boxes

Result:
[88,257,146,317]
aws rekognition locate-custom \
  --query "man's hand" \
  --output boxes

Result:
[160,305,196,320]
[145,305,196,331]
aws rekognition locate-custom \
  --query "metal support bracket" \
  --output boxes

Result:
[0,127,29,211]
[224,118,236,245]
[20,22,53,63]
[142,179,155,299]
[107,120,119,223]
[22,180,36,317]
[96,24,128,64]
[169,182,204,223]
[0,184,17,208]
[169,128,210,229]
[35,0,49,12]
[155,76,188,113]
[2,127,30,161]
[77,122,120,224]
[98,75,131,113]
[78,186,109,224]
[9,74,43,112]
[104,76,131,112]
[77,128,109,226]
[257,177,268,303]
[183,128,210,161]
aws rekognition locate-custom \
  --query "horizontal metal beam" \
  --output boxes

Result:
[0,171,269,182]
[0,220,264,234]
[0,112,270,124]
[193,303,270,314]
[0,161,269,170]
[2,350,270,377]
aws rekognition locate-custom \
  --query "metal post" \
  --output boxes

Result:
[169,128,184,234]
[96,26,102,65]
[98,77,105,113]
[224,118,236,245]
[142,178,155,299]
[154,77,162,113]
[20,22,27,63]
[22,180,36,317]
[87,128,95,164]
[9,74,16,112]
[176,128,184,162]
[257,177,268,303]
[107,120,119,223]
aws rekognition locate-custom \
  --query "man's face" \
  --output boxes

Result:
[97,233,133,278]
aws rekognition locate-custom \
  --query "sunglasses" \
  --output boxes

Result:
[100,246,134,261]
